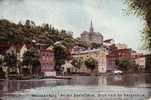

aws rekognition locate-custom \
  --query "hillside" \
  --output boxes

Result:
[0,19,75,48]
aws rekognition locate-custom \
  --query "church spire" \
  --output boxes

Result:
[90,20,94,32]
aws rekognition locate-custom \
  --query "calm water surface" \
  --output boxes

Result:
[0,74,151,100]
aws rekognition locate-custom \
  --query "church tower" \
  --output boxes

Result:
[89,20,94,33]
[81,20,103,44]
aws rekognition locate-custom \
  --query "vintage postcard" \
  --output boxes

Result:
[0,0,150,100]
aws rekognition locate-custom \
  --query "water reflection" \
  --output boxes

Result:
[0,79,68,94]
[0,74,150,100]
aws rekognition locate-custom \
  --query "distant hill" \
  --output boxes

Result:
[0,19,75,48]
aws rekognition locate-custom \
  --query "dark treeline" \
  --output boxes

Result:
[0,19,75,48]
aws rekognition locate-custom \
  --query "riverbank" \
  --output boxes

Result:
[0,76,72,81]
[0,72,150,81]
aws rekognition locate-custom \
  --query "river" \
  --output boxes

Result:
[0,74,151,100]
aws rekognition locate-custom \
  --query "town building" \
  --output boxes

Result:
[3,44,33,74]
[71,47,108,73]
[106,46,146,72]
[80,20,103,44]
[115,43,128,49]
[0,43,56,76]
[6,45,17,55]
[40,48,56,76]
[18,44,28,62]
[61,60,74,74]
[103,39,115,47]
[72,45,86,52]
[131,51,146,71]
[135,56,146,71]
[107,48,132,72]
[3,44,32,61]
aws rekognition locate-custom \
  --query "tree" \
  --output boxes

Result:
[71,58,83,69]
[0,57,3,66]
[62,38,75,48]
[90,42,101,49]
[22,47,40,74]
[53,44,67,71]
[116,58,139,73]
[3,53,17,74]
[75,38,89,49]
[0,19,75,48]
[85,57,98,72]
[125,0,151,52]
[116,59,130,72]
[0,57,5,78]
[25,20,31,27]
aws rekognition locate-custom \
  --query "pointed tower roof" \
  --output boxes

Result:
[89,20,94,32]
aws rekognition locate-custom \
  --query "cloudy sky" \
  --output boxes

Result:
[0,0,145,51]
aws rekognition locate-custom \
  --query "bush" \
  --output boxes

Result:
[85,57,98,71]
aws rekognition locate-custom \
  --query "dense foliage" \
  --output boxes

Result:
[85,57,98,71]
[4,53,17,68]
[125,0,151,52]
[53,44,68,71]
[22,47,41,74]
[0,19,75,48]
[71,57,83,69]
[116,58,139,73]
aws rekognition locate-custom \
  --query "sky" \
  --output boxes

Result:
[0,0,145,51]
